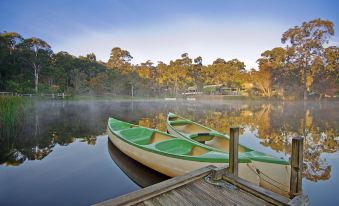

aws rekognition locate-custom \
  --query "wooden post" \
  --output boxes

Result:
[229,127,239,176]
[290,137,304,198]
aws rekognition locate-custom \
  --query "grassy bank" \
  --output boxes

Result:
[0,96,28,137]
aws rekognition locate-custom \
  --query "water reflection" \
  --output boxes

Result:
[138,101,339,182]
[0,100,338,185]
[107,140,168,187]
[1,101,106,166]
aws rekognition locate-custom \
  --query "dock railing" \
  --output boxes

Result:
[0,92,66,99]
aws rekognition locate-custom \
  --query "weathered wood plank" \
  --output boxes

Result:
[94,164,308,206]
[93,165,216,206]
[196,178,271,206]
[134,177,276,206]
[211,165,228,181]
[222,172,290,206]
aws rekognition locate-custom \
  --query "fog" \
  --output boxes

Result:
[0,99,338,205]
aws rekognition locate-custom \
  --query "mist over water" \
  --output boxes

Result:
[0,100,338,205]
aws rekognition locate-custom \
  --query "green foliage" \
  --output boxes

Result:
[0,18,338,100]
[281,18,335,100]
[6,80,33,93]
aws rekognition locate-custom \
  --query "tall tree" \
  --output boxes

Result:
[107,47,132,72]
[202,58,245,87]
[51,51,76,91]
[86,53,96,62]
[0,32,24,90]
[255,47,287,97]
[0,32,23,55]
[192,56,203,91]
[311,46,339,98]
[137,60,154,79]
[18,38,52,93]
[281,18,334,100]
[168,53,192,95]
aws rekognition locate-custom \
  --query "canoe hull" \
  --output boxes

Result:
[108,128,259,184]
[167,114,291,196]
[251,160,291,196]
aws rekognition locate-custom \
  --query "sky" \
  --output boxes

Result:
[1,0,338,69]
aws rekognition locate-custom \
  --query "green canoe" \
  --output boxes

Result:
[166,112,291,195]
[166,112,289,165]
[107,117,262,182]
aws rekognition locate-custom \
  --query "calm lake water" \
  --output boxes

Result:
[0,100,338,205]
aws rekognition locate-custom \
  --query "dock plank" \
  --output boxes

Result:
[134,178,273,206]
[94,166,307,206]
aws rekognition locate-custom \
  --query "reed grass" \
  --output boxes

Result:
[0,96,27,137]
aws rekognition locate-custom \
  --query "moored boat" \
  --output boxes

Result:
[107,117,259,184]
[166,112,291,195]
[107,140,168,187]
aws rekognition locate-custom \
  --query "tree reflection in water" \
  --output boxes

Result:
[1,100,338,183]
[139,101,338,182]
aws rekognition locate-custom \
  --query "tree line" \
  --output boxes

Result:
[0,18,338,99]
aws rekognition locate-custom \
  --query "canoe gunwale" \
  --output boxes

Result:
[107,118,253,163]
[166,113,290,166]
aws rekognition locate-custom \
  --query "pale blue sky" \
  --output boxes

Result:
[1,0,338,69]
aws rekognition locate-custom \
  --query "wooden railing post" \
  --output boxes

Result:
[229,127,239,176]
[290,137,304,198]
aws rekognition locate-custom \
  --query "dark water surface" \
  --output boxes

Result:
[0,100,338,205]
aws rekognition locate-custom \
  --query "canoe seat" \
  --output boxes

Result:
[189,146,210,156]
[120,128,154,145]
[148,132,173,144]
[154,139,194,155]
[189,133,214,142]
[120,128,174,145]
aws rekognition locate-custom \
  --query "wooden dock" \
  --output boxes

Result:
[94,165,307,206]
[94,129,308,206]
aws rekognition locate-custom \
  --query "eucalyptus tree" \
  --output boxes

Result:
[281,18,334,100]
[192,56,204,91]
[18,38,52,93]
[51,51,76,90]
[0,32,23,90]
[203,58,245,87]
[0,32,23,55]
[255,47,287,97]
[107,47,133,71]
[311,46,339,98]
[167,53,193,95]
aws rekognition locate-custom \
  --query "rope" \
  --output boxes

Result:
[204,173,238,191]
[246,163,289,193]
